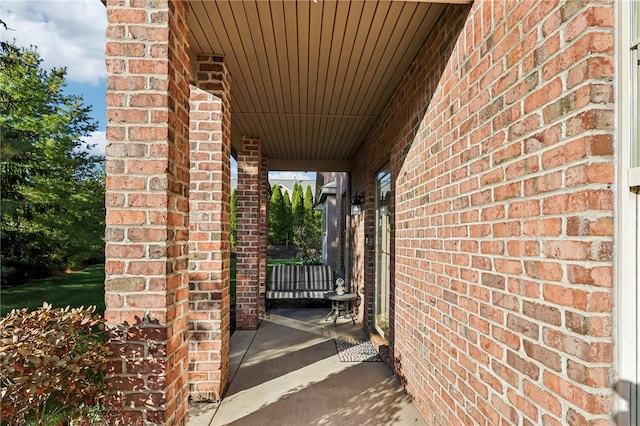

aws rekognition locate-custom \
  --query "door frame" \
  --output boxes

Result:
[614,0,639,422]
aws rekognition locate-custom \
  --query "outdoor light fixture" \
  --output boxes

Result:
[351,193,364,216]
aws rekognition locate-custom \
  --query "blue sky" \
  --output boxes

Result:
[2,0,109,157]
[1,0,314,181]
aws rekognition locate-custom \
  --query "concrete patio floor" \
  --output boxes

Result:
[188,308,426,426]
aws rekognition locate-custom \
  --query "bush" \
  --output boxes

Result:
[0,304,109,425]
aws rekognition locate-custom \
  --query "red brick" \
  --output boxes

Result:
[522,218,562,237]
[523,340,561,372]
[544,283,589,310]
[508,199,541,218]
[544,240,591,260]
[523,380,562,417]
[566,360,610,388]
[523,301,561,326]
[507,388,539,423]
[524,260,562,281]
[544,329,613,363]
[544,372,612,414]
[567,265,613,288]
[565,312,611,338]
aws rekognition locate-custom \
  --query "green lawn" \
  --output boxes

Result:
[0,264,106,316]
[0,258,297,317]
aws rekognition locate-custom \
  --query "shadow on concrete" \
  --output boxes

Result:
[189,308,425,426]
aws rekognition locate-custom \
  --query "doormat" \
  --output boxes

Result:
[334,336,382,362]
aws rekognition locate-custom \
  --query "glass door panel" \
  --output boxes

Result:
[375,167,391,338]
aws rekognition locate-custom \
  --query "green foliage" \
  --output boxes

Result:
[266,182,321,258]
[282,191,292,241]
[269,186,292,245]
[303,185,315,228]
[230,189,237,248]
[296,186,322,261]
[0,39,105,285]
[0,303,110,425]
[291,183,305,246]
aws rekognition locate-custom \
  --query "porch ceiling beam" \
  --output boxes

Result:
[268,159,352,173]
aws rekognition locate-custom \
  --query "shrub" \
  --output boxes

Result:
[0,303,109,425]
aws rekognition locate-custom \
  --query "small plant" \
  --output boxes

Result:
[0,303,110,425]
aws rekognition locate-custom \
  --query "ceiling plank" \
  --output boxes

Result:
[282,3,300,115]
[230,1,276,113]
[377,4,444,118]
[334,1,376,116]
[187,2,211,55]
[348,1,395,117]
[244,2,278,114]
[356,2,415,116]
[335,2,364,114]
[185,0,461,165]
[268,2,292,112]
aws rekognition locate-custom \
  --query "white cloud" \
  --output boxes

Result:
[268,171,317,181]
[81,130,107,157]
[1,0,107,84]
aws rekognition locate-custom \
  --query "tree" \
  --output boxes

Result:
[291,182,304,246]
[268,186,287,245]
[230,189,237,248]
[303,185,315,229]
[282,191,292,245]
[299,185,321,261]
[0,40,104,285]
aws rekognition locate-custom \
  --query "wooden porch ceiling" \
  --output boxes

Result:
[187,1,471,171]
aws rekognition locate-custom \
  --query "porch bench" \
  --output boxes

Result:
[265,264,335,315]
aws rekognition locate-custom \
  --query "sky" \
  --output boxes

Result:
[1,0,314,181]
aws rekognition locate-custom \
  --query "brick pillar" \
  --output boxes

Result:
[104,1,191,424]
[188,56,231,401]
[236,138,262,330]
[258,157,269,316]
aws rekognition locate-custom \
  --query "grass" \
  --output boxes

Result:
[0,258,298,317]
[0,264,106,317]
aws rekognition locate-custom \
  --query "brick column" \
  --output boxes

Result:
[188,56,231,401]
[236,138,262,329]
[104,1,191,424]
[258,157,269,316]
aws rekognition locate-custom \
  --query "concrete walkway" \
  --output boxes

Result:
[188,308,426,426]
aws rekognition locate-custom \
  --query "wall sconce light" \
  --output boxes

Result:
[351,193,364,216]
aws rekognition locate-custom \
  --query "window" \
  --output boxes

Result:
[375,167,392,338]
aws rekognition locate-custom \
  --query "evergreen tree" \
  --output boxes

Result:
[303,185,315,229]
[291,182,304,246]
[268,186,287,244]
[0,40,104,284]
[300,185,321,260]
[282,191,292,245]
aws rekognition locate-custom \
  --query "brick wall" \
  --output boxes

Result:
[104,0,191,424]
[235,138,263,330]
[350,1,614,424]
[188,56,231,402]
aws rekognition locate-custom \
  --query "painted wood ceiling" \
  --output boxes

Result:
[187,1,470,171]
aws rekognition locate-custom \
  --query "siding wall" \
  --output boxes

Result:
[349,1,615,423]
